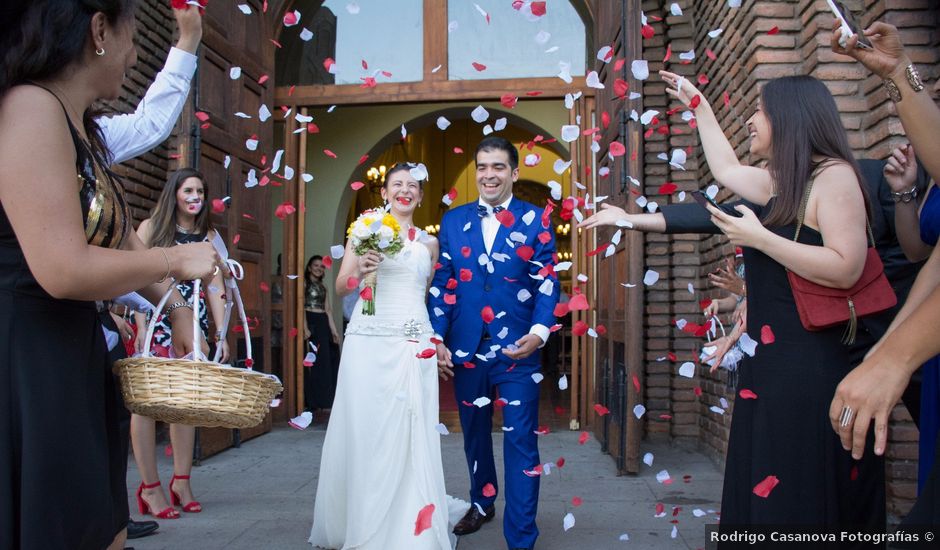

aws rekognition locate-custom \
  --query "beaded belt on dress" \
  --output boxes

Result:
[345,318,433,337]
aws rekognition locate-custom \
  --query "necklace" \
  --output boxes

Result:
[176,223,194,234]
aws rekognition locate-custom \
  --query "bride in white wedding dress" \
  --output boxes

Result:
[309,163,468,550]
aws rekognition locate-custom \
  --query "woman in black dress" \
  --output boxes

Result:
[581,73,884,539]
[304,255,341,415]
[131,168,229,518]
[0,2,220,548]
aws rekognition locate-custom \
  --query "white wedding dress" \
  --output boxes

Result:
[309,237,468,550]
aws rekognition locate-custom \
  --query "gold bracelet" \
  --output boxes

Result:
[905,64,925,93]
[884,63,925,102]
[157,248,171,283]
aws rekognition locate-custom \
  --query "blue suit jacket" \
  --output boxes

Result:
[428,198,560,367]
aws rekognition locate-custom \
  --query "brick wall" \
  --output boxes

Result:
[594,0,939,520]
[106,0,182,223]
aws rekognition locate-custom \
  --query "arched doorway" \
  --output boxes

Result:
[270,0,599,439]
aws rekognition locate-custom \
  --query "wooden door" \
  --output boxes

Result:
[180,0,277,457]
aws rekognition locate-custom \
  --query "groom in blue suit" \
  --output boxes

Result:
[429,137,559,550]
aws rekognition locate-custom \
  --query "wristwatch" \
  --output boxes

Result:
[891,186,919,204]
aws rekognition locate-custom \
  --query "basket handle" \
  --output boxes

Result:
[141,283,177,358]
[207,232,253,368]
[705,315,727,343]
[138,242,252,366]
[211,258,252,367]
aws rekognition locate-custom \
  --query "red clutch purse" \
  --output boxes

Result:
[786,180,897,344]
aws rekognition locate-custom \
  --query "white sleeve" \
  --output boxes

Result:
[99,47,198,165]
[528,324,551,348]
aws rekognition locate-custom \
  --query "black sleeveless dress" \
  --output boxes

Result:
[662,199,885,544]
[0,106,131,548]
[145,231,210,357]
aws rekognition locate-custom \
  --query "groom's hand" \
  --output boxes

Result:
[502,334,543,360]
[436,343,455,380]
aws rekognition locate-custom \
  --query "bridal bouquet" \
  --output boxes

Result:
[347,209,404,315]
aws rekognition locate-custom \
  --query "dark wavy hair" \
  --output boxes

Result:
[759,76,870,227]
[0,0,138,161]
[148,168,212,248]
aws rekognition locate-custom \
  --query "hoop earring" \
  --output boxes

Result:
[96,47,106,56]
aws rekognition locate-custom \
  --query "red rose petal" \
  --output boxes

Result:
[658,182,678,195]
[530,1,546,16]
[482,483,496,497]
[768,26,779,35]
[472,62,487,72]
[516,245,535,262]
[690,95,701,109]
[553,303,570,317]
[416,348,436,359]
[481,306,495,324]
[359,286,373,300]
[495,209,515,228]
[211,198,226,213]
[739,389,758,400]
[500,93,518,109]
[632,373,641,393]
[578,431,589,445]
[537,231,552,244]
[350,181,365,191]
[414,504,435,536]
[572,320,588,336]
[614,78,628,99]
[567,293,589,311]
[461,246,472,258]
[593,403,610,416]
[459,269,473,282]
[322,256,333,269]
[443,293,456,305]
[323,149,337,158]
[571,496,583,507]
[609,141,626,157]
[760,325,775,345]
[753,475,780,498]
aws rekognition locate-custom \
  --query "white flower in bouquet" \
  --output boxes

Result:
[346,209,404,315]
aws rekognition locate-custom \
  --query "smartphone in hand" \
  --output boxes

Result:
[827,0,872,49]
[692,190,743,218]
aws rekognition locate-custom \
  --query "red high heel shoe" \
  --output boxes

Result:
[169,474,202,513]
[136,481,180,519]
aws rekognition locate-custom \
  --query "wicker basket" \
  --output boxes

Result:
[116,253,282,428]
[115,357,281,428]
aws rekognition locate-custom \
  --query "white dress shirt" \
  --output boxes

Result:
[98,47,198,337]
[478,197,513,255]
[477,197,550,347]
[99,47,198,165]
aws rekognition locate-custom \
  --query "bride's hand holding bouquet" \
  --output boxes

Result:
[347,210,404,315]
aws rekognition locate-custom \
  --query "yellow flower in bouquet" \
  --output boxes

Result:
[347,209,404,315]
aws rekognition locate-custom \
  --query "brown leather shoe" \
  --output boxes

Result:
[452,504,495,536]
